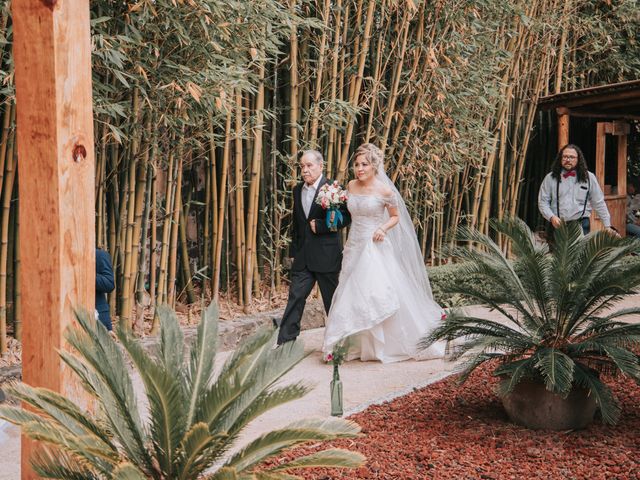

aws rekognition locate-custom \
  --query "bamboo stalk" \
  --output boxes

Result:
[234,90,246,305]
[0,103,14,200]
[380,10,411,153]
[167,150,184,308]
[212,112,232,300]
[156,148,176,308]
[179,186,196,304]
[0,125,16,355]
[120,91,141,327]
[308,0,331,148]
[208,119,219,297]
[326,0,343,177]
[150,162,158,311]
[129,115,151,331]
[289,0,299,176]
[13,196,20,341]
[336,0,376,182]
[244,59,265,309]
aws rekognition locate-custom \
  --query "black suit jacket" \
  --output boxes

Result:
[96,248,115,328]
[289,176,351,273]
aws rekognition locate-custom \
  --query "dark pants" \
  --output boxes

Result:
[546,217,590,250]
[277,268,339,344]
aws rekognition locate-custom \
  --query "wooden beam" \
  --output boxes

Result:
[11,0,95,477]
[545,89,640,110]
[595,123,606,187]
[618,133,627,197]
[555,110,640,121]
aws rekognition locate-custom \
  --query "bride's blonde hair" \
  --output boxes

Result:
[354,143,383,172]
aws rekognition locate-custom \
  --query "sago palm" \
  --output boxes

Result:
[420,217,640,425]
[0,303,364,479]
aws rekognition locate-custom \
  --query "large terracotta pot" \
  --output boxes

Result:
[500,379,597,430]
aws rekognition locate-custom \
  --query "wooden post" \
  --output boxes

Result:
[557,107,570,149]
[617,132,627,197]
[11,0,95,477]
[595,122,606,186]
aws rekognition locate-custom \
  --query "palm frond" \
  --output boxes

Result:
[494,357,537,395]
[21,421,117,473]
[580,323,640,345]
[534,348,575,395]
[208,467,239,480]
[177,422,227,480]
[491,217,553,320]
[4,303,363,478]
[157,304,186,383]
[6,383,115,449]
[600,345,640,380]
[420,312,536,354]
[217,328,274,385]
[453,224,537,315]
[118,327,187,477]
[31,446,101,480]
[269,448,365,471]
[573,363,620,425]
[187,302,220,426]
[64,310,151,470]
[454,353,504,384]
[229,384,310,435]
[251,472,302,480]
[111,462,151,480]
[224,418,360,473]
[213,339,306,435]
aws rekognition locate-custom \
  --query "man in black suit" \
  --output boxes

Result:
[96,248,115,331]
[276,150,351,345]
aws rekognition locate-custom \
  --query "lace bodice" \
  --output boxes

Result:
[341,193,396,276]
[347,193,395,236]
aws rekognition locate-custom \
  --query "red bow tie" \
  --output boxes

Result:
[563,170,576,178]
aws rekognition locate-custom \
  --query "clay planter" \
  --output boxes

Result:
[500,379,597,430]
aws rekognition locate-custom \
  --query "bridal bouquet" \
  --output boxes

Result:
[315,181,347,231]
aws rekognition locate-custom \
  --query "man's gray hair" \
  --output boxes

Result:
[301,149,324,165]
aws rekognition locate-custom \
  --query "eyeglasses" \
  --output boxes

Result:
[562,155,578,160]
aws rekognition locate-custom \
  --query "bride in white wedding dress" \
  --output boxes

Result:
[322,143,445,363]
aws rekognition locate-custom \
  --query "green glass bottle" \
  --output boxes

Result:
[330,364,343,416]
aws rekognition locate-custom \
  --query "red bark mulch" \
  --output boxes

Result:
[272,364,640,479]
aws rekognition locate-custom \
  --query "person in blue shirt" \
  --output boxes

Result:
[96,248,115,331]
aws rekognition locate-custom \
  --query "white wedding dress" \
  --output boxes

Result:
[322,191,445,363]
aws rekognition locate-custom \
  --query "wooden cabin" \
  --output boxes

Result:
[538,80,640,235]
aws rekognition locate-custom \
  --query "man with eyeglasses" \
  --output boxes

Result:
[538,144,613,243]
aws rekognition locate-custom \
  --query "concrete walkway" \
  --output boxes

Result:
[2,296,639,479]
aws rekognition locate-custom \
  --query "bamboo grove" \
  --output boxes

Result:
[0,0,638,352]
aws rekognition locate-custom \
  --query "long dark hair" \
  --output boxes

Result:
[551,144,589,183]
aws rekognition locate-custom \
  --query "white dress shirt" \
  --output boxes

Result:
[538,170,611,227]
[302,176,322,218]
